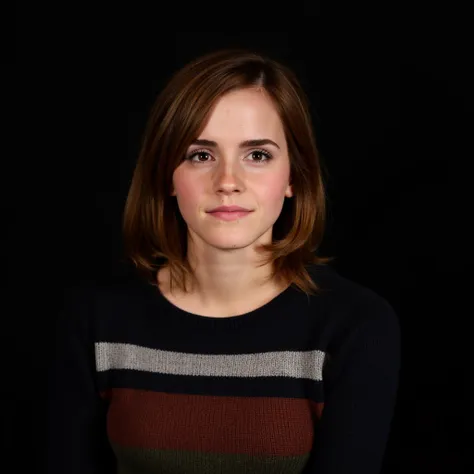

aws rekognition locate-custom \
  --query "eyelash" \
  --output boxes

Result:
[185,148,273,165]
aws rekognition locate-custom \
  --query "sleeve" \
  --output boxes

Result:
[47,284,116,473]
[306,293,401,474]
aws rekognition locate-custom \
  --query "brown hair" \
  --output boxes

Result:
[122,48,336,296]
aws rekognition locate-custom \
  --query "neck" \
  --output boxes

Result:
[191,262,275,307]
[159,254,285,312]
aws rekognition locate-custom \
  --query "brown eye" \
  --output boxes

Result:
[185,148,273,164]
[185,150,211,163]
[250,150,272,163]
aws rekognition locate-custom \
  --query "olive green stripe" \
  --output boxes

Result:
[112,441,311,474]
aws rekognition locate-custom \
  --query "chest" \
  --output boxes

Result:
[106,386,314,474]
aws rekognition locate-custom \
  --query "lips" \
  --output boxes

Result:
[207,206,251,213]
[207,209,253,221]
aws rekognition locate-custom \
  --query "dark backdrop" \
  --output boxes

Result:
[9,5,469,473]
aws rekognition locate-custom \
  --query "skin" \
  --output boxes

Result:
[160,87,293,316]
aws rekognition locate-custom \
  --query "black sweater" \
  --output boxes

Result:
[48,263,401,473]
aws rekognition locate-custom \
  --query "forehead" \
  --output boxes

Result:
[199,88,285,142]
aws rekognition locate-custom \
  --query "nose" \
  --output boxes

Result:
[213,162,245,195]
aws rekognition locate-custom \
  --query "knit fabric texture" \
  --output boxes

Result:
[48,263,400,474]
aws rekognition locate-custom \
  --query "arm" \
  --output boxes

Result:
[47,284,116,473]
[308,294,401,473]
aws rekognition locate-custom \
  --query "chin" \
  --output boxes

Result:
[203,230,272,251]
[207,238,256,251]
[187,223,273,251]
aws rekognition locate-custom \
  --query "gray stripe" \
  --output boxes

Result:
[95,342,325,381]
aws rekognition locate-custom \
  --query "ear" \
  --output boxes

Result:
[285,183,293,198]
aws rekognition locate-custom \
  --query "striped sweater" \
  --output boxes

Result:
[47,263,401,474]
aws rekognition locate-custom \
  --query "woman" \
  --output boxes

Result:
[48,48,400,473]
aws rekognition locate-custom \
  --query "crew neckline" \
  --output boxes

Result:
[146,277,299,329]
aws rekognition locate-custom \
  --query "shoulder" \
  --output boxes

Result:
[306,265,401,384]
[59,263,150,326]
[306,263,400,337]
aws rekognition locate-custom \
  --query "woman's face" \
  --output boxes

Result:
[171,87,293,254]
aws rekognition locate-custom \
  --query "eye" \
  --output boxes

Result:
[249,149,273,163]
[186,150,211,163]
[185,148,273,164]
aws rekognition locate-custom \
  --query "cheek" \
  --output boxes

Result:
[256,174,290,207]
[176,187,198,213]
[173,174,202,214]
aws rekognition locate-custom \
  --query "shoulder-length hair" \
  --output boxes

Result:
[122,48,335,296]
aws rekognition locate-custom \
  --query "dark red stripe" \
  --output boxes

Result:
[107,387,315,455]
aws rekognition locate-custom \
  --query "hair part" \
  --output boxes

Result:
[122,48,336,297]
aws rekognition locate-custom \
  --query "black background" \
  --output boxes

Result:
[9,3,470,472]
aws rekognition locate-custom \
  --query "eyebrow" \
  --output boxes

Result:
[190,138,280,150]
